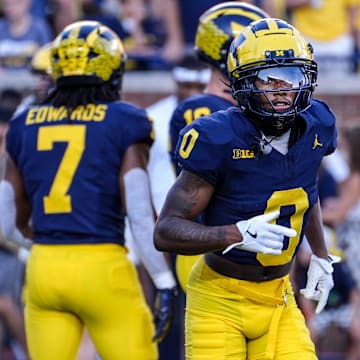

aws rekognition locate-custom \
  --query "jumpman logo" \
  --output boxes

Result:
[312,134,323,149]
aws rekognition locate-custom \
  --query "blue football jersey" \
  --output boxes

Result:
[169,93,233,175]
[175,99,337,267]
[6,101,154,245]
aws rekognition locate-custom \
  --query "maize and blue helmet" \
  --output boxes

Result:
[194,2,269,75]
[227,18,318,136]
[50,20,126,90]
[31,43,52,75]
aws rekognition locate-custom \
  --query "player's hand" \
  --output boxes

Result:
[17,247,30,263]
[223,210,297,255]
[152,287,178,343]
[300,254,338,314]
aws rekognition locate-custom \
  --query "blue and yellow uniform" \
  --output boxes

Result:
[175,100,336,359]
[169,94,234,291]
[6,101,158,360]
[169,2,270,292]
[169,94,233,176]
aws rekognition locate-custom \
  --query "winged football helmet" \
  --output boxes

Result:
[50,20,126,89]
[195,2,269,74]
[31,43,52,75]
[227,18,318,136]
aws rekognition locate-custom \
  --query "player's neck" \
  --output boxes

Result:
[204,70,236,104]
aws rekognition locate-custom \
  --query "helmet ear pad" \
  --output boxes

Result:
[231,78,253,108]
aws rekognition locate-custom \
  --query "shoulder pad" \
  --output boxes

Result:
[306,99,336,127]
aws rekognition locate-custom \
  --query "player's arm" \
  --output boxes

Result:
[300,200,336,314]
[120,142,176,289]
[0,154,33,241]
[154,169,236,254]
[155,168,296,255]
[119,142,177,342]
[305,200,328,259]
[0,154,33,262]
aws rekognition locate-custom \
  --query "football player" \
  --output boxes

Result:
[0,20,176,359]
[168,1,270,292]
[155,18,337,359]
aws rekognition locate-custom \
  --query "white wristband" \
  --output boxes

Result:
[17,247,30,263]
[152,270,176,290]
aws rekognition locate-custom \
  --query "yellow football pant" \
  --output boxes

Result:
[185,257,317,360]
[24,243,157,360]
[176,254,201,292]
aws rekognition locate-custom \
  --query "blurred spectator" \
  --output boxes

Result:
[295,235,360,360]
[15,42,53,113]
[147,52,210,212]
[0,87,29,360]
[120,0,185,70]
[0,0,53,72]
[0,89,22,157]
[322,125,360,292]
[30,0,47,18]
[0,235,30,360]
[125,52,210,360]
[356,10,360,71]
[149,52,209,360]
[322,149,351,190]
[271,0,290,18]
[177,0,276,47]
[292,160,360,359]
[46,0,79,36]
[80,0,128,39]
[285,0,360,76]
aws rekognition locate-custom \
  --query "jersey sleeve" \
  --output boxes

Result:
[311,99,337,155]
[114,102,154,150]
[169,104,187,175]
[175,114,232,186]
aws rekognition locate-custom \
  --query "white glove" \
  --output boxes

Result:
[300,254,338,314]
[223,210,297,255]
[17,247,30,263]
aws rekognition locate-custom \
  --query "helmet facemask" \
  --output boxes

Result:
[233,64,317,136]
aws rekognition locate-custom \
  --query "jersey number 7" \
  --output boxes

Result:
[37,125,86,214]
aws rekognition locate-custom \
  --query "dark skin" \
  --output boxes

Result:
[154,160,329,261]
[155,169,245,255]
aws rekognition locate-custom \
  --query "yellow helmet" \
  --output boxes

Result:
[51,20,127,88]
[31,43,52,75]
[195,2,269,74]
[227,18,318,136]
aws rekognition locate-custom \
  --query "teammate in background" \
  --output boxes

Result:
[14,42,54,117]
[168,1,270,291]
[147,52,210,216]
[155,18,337,359]
[0,20,175,359]
[285,0,360,76]
[124,52,210,360]
[322,124,360,291]
[147,52,210,360]
[0,88,29,360]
